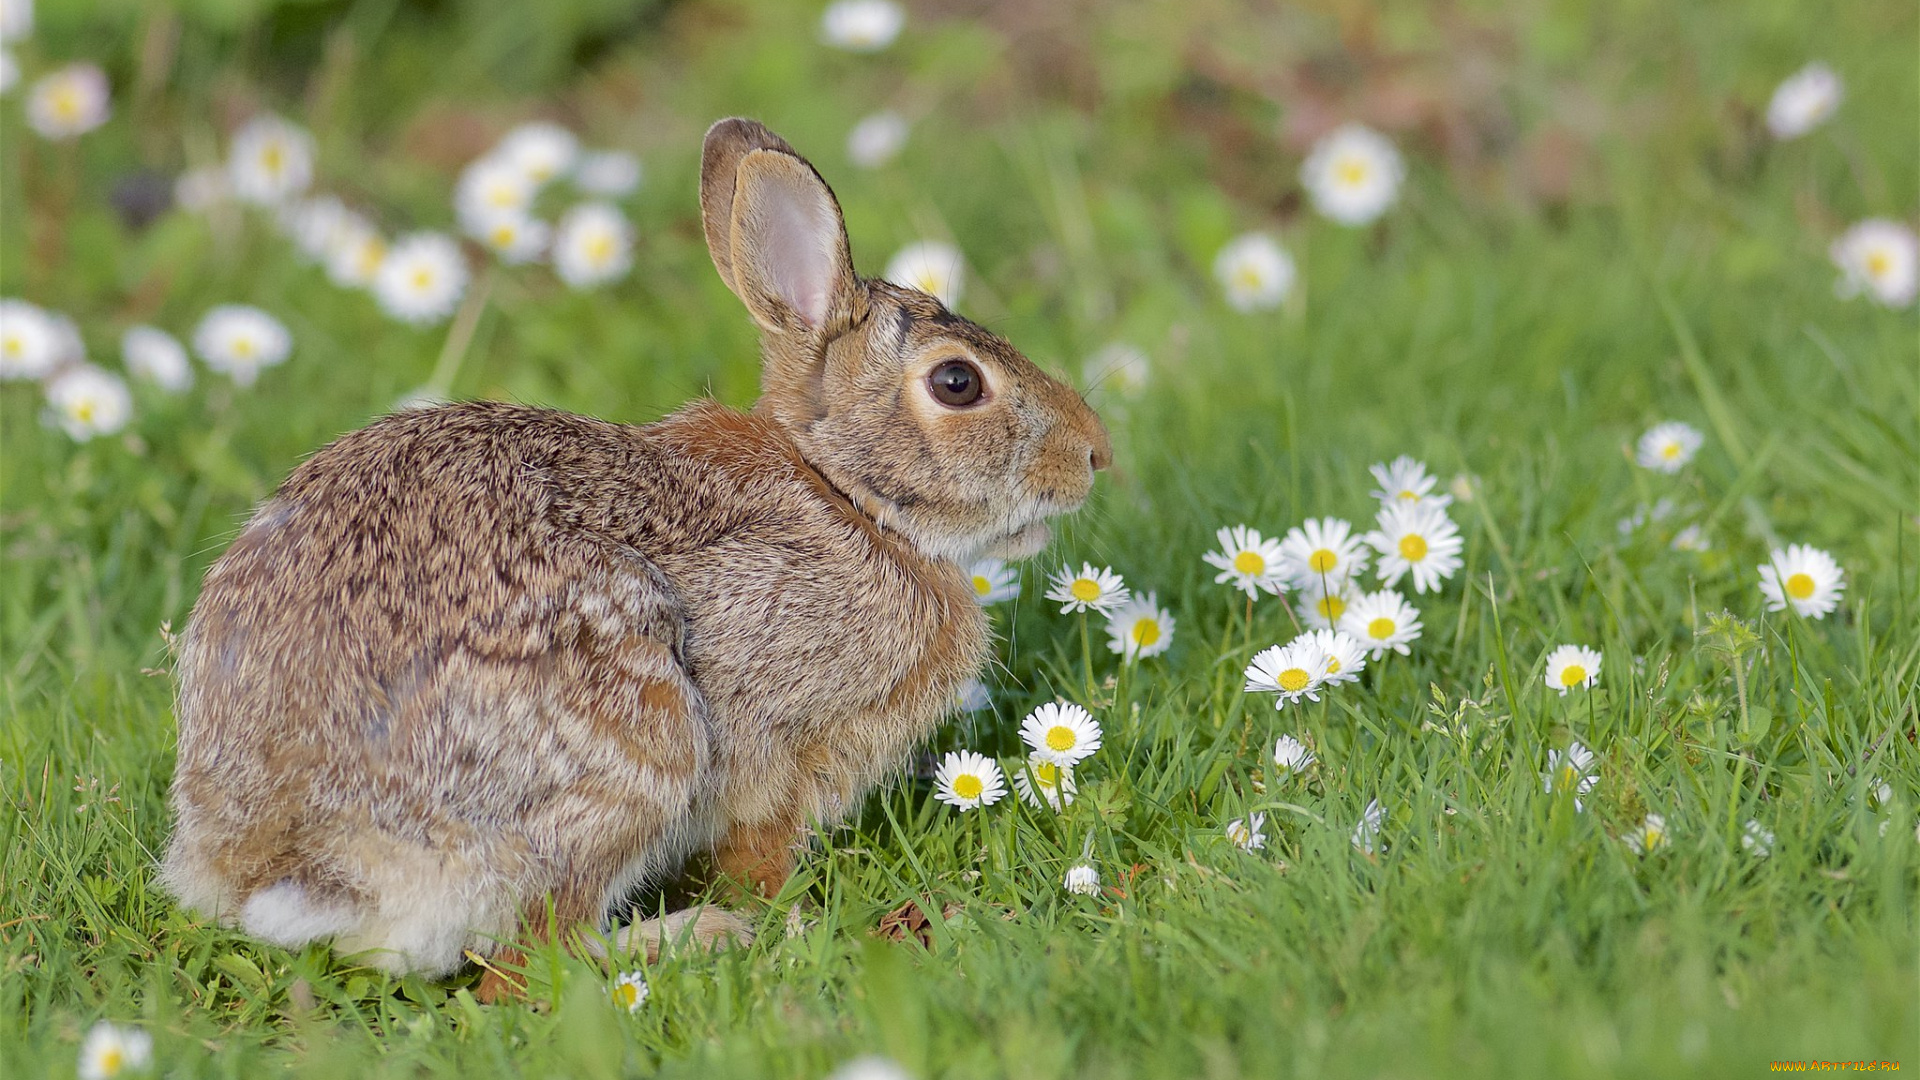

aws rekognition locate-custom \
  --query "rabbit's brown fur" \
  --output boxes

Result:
[162,119,1109,986]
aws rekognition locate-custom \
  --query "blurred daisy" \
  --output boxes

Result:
[1830,219,1918,308]
[1213,232,1294,312]
[1766,62,1843,140]
[1670,524,1711,553]
[1757,544,1845,619]
[820,0,904,51]
[1294,576,1360,631]
[1368,456,1451,511]
[1245,639,1327,707]
[173,166,229,213]
[1106,592,1174,661]
[1300,124,1406,226]
[0,298,59,379]
[953,677,991,714]
[827,1057,913,1080]
[1273,734,1315,778]
[471,213,549,265]
[1226,812,1267,852]
[455,157,538,232]
[1308,629,1367,685]
[496,122,578,184]
[192,304,291,386]
[1063,863,1100,896]
[374,232,469,325]
[1351,799,1386,854]
[77,1021,152,1080]
[967,558,1019,604]
[1013,754,1076,811]
[325,219,386,288]
[1083,342,1150,396]
[884,240,964,308]
[609,970,649,1013]
[228,114,314,204]
[553,202,635,288]
[572,150,642,197]
[933,750,1005,810]
[1867,778,1894,809]
[1634,421,1704,473]
[46,366,132,441]
[1622,813,1670,856]
[1365,502,1462,594]
[1045,562,1128,614]
[46,311,84,367]
[26,62,109,139]
[0,49,17,96]
[1019,701,1101,766]
[1741,819,1774,858]
[1544,741,1598,810]
[279,196,349,264]
[121,325,191,392]
[1544,644,1602,696]
[1279,517,1370,591]
[1339,588,1422,657]
[847,109,909,168]
[1203,525,1289,598]
[0,0,29,42]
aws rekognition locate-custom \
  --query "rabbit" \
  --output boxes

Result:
[161,117,1111,1000]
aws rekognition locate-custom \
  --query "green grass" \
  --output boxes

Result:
[3,0,1918,1076]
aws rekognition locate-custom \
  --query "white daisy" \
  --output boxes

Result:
[191,304,291,386]
[77,1021,152,1080]
[1741,819,1774,858]
[609,970,649,1013]
[953,677,991,714]
[495,121,578,185]
[1019,701,1102,766]
[1105,592,1174,661]
[1307,629,1367,685]
[1366,502,1463,595]
[1544,741,1598,810]
[932,750,1005,810]
[373,232,469,325]
[966,558,1020,604]
[1867,778,1894,809]
[1226,812,1267,851]
[1367,455,1452,511]
[1622,813,1670,857]
[553,202,635,288]
[1294,576,1361,632]
[1670,524,1711,553]
[1300,123,1406,226]
[1338,588,1423,658]
[278,195,350,264]
[572,150,642,197]
[1012,753,1076,811]
[173,166,229,212]
[26,62,109,139]
[820,0,904,52]
[1272,734,1315,778]
[1766,62,1843,140]
[0,298,59,379]
[1830,219,1918,309]
[1063,863,1100,896]
[1212,232,1294,312]
[1044,562,1129,614]
[1757,544,1846,619]
[1202,524,1289,598]
[847,109,909,168]
[1544,644,1602,696]
[46,366,132,442]
[121,325,191,391]
[884,240,964,308]
[1083,342,1150,396]
[227,114,314,205]
[45,310,84,367]
[1634,421,1705,473]
[827,1057,913,1080]
[1351,799,1386,853]
[0,49,17,95]
[1245,639,1328,708]
[1278,517,1370,591]
[324,219,386,288]
[455,156,538,234]
[0,0,30,42]
[471,213,550,265]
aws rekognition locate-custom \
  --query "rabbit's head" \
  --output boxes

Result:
[700,118,1110,565]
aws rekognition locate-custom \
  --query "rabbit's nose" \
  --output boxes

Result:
[1089,438,1112,473]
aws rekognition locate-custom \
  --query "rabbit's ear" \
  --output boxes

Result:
[700,119,856,332]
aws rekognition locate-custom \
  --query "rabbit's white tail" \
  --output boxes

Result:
[240,881,360,947]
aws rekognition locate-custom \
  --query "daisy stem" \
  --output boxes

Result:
[1079,612,1094,701]
[424,265,494,398]
[1243,594,1254,654]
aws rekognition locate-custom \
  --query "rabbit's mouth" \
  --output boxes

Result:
[979,520,1051,560]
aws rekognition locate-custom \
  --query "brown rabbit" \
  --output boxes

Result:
[161,118,1110,998]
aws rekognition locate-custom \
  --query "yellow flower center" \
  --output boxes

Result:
[1232,550,1266,575]
[262,143,283,175]
[972,575,992,596]
[1045,726,1076,752]
[588,234,615,264]
[611,983,638,1008]
[1278,667,1310,692]
[915,274,939,294]
[1069,578,1101,602]
[1229,822,1251,844]
[492,224,516,247]
[1660,442,1680,459]
[1558,765,1577,787]
[1031,760,1060,786]
[232,336,255,358]
[3,334,19,356]
[1398,534,1428,561]
[1131,619,1160,646]
[1308,549,1338,573]
[952,774,983,799]
[358,241,386,275]
[1325,656,1341,674]
[1398,489,1418,501]
[99,1048,124,1075]
[74,400,95,423]
[1867,250,1891,278]
[1560,664,1587,687]
[1785,572,1815,600]
[52,87,81,121]
[411,267,433,290]
[1367,616,1395,639]
[1317,595,1346,620]
[1335,158,1369,186]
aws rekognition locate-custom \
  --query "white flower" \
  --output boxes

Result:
[820,0,904,52]
[46,366,132,441]
[121,325,191,391]
[1757,544,1846,619]
[953,677,991,714]
[1294,575,1361,631]
[1669,524,1711,553]
[496,121,578,184]
[1245,639,1327,708]
[884,240,964,308]
[1830,219,1918,308]
[1105,592,1174,660]
[1622,813,1670,857]
[1213,232,1294,312]
[1063,863,1100,896]
[278,196,350,263]
[455,156,538,233]
[1766,62,1843,140]
[1868,778,1894,809]
[1741,819,1774,858]
[325,220,386,288]
[0,298,59,379]
[1013,753,1076,811]
[227,114,314,204]
[1279,517,1370,591]
[1226,812,1267,851]
[192,304,291,386]
[1544,644,1602,696]
[572,150,642,196]
[1634,421,1705,473]
[1365,502,1462,594]
[932,749,1005,810]
[1203,524,1289,598]
[1351,799,1385,853]
[1339,588,1423,657]
[373,232,469,325]
[1368,455,1451,511]
[78,1021,153,1080]
[1272,734,1315,778]
[26,62,109,139]
[470,213,550,265]
[1308,629,1367,685]
[1044,562,1129,614]
[609,970,649,1013]
[44,311,84,368]
[173,166,228,212]
[966,558,1020,604]
[0,0,30,42]
[1544,741,1598,811]
[847,109,909,168]
[553,202,635,288]
[0,49,17,95]
[1300,123,1405,226]
[827,1056,913,1080]
[1019,701,1102,766]
[1083,342,1150,396]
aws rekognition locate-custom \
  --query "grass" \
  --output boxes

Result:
[3,0,1917,1076]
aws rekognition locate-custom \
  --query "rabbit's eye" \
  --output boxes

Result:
[927,359,984,407]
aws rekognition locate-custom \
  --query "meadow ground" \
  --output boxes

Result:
[2,1,1917,1077]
